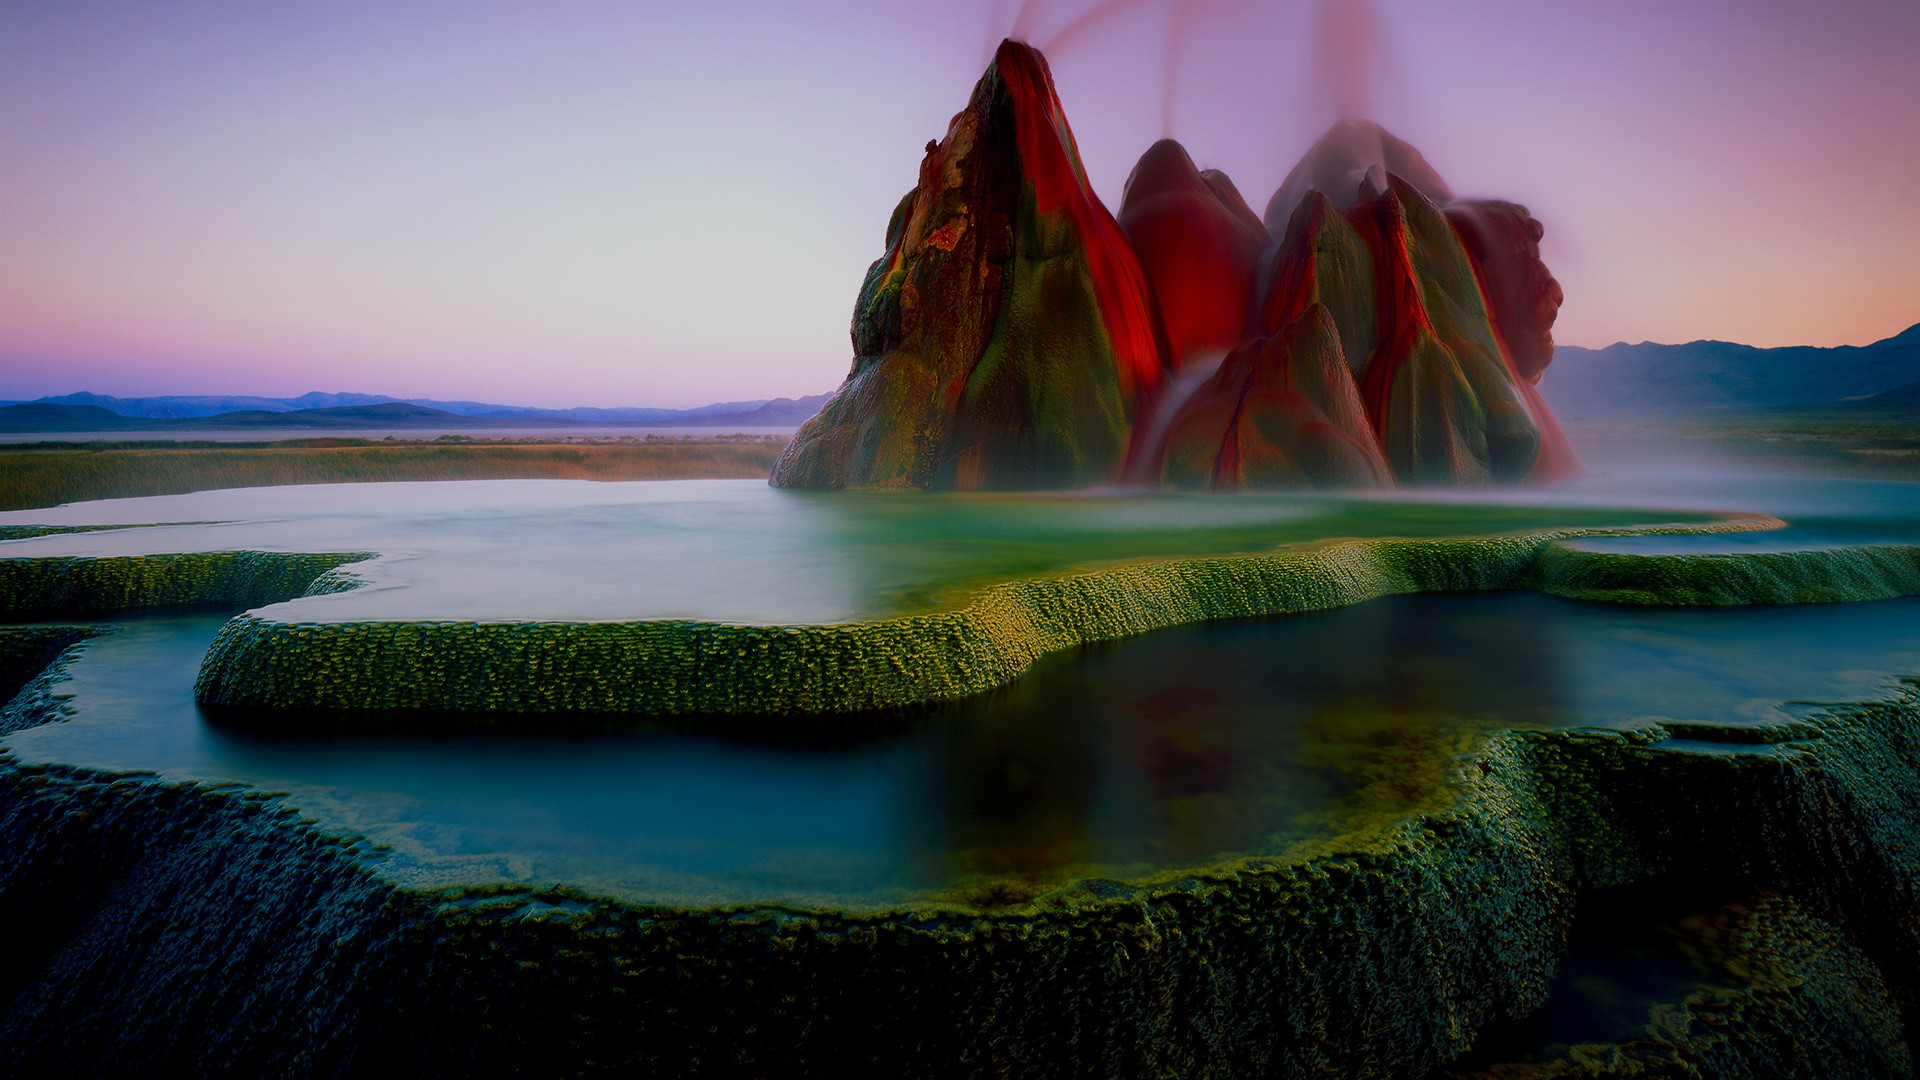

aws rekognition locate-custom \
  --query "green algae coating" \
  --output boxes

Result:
[0,523,188,541]
[0,625,92,700]
[1445,892,1910,1079]
[0,625,101,733]
[192,516,1861,718]
[1530,541,1920,606]
[9,670,1920,1075]
[0,550,373,618]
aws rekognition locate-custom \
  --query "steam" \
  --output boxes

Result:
[985,0,1019,66]
[1158,0,1203,139]
[1314,0,1386,123]
[996,0,1394,141]
[1008,0,1050,47]
[998,0,1208,140]
[1031,0,1157,57]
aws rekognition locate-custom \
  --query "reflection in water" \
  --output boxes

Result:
[0,478,1733,624]
[913,597,1569,895]
[6,594,1920,910]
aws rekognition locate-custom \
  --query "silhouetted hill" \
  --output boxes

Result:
[654,394,834,427]
[0,404,157,431]
[0,394,832,435]
[0,384,833,426]
[0,390,824,425]
[170,403,496,429]
[1817,380,1920,414]
[1541,324,1920,418]
[21,391,403,419]
[0,401,500,433]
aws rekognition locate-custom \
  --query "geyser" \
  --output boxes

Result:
[773,40,1575,491]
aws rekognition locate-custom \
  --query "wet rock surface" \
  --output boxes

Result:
[5,627,1920,1075]
[3,485,1918,1073]
[1444,885,1909,1079]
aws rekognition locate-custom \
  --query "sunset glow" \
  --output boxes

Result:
[3,0,1916,406]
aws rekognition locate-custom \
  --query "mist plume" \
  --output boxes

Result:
[1158,0,1204,139]
[1003,0,1209,141]
[1315,0,1384,122]
[1031,0,1157,57]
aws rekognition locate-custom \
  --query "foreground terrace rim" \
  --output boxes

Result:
[5,480,1920,1072]
[4,623,1920,1075]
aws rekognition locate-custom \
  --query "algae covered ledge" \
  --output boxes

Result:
[4,658,1919,1075]
[182,512,1908,721]
[0,549,376,618]
[6,508,1920,1074]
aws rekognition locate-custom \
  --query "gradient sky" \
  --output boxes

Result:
[3,0,1917,408]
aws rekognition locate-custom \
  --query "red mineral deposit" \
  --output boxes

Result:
[775,43,1577,491]
[772,40,1168,490]
[1117,140,1268,369]
[1156,305,1391,491]
[1446,200,1564,385]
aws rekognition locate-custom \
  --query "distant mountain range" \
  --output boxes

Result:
[1541,323,1920,418]
[6,321,1913,437]
[0,391,833,435]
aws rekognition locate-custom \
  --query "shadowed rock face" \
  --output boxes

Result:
[770,40,1167,491]
[775,47,1576,491]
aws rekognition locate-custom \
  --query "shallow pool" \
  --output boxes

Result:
[9,590,1919,910]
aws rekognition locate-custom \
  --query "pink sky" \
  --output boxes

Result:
[3,0,1917,408]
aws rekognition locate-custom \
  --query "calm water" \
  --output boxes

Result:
[8,593,1919,910]
[0,479,1726,623]
[2,475,1916,908]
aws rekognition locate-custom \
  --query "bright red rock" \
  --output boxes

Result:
[1157,305,1391,491]
[771,41,1170,490]
[779,46,1578,491]
[1446,200,1562,384]
[1117,140,1269,368]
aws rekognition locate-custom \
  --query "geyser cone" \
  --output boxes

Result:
[1263,119,1453,239]
[1261,190,1377,374]
[1156,304,1391,491]
[1446,200,1563,384]
[772,40,1169,490]
[1117,140,1269,369]
[1250,123,1578,484]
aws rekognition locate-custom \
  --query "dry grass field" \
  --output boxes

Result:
[5,412,1911,514]
[0,435,790,511]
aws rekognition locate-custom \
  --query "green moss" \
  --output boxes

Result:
[0,625,101,733]
[0,551,372,618]
[13,677,1920,1074]
[0,524,174,541]
[1530,541,1920,606]
[198,517,1811,718]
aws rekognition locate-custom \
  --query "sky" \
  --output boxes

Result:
[3,0,1917,409]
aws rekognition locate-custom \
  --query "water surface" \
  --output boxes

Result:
[0,480,1726,623]
[10,592,1918,910]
